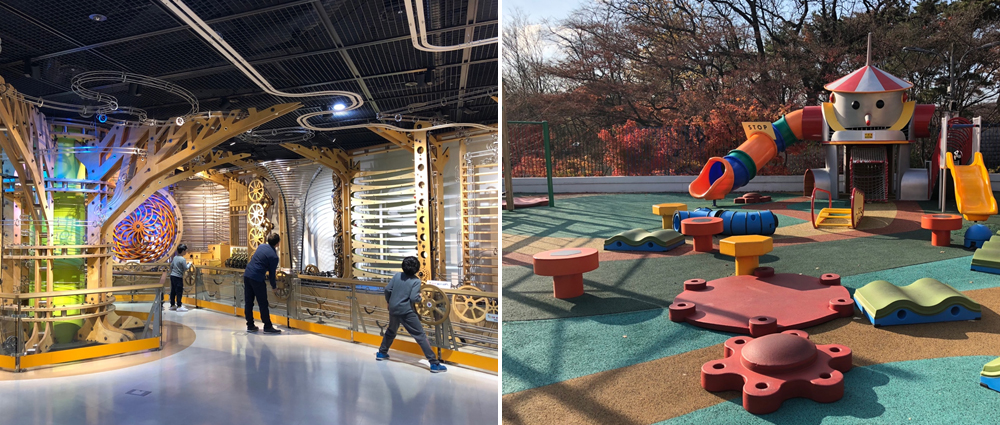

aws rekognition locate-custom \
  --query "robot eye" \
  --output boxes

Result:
[876,100,885,109]
[851,101,860,110]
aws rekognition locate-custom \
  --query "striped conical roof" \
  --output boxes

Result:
[824,65,912,93]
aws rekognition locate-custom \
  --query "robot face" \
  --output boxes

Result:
[831,92,905,129]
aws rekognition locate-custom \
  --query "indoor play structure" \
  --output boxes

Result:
[0,78,500,372]
[689,37,936,202]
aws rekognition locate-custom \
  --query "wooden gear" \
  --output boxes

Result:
[417,284,450,325]
[247,178,266,203]
[451,285,494,324]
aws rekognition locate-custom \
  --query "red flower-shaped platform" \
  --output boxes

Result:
[668,268,854,336]
[702,330,852,414]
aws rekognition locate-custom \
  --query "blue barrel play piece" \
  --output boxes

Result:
[673,207,719,232]
[675,208,778,236]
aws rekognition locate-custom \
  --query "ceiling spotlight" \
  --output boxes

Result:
[175,117,185,126]
[128,83,143,97]
[89,14,108,22]
[230,141,236,146]
[405,80,419,87]
[285,167,291,171]
[332,103,346,111]
[219,97,232,110]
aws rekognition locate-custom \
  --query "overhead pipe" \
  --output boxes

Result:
[159,0,364,110]
[402,0,497,52]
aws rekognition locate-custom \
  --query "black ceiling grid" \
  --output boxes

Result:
[0,0,497,160]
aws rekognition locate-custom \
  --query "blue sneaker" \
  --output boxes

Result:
[375,352,389,361]
[430,363,448,373]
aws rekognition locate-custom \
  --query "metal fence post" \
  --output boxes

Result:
[542,121,554,207]
[502,120,515,212]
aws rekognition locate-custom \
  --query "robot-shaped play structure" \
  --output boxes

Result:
[690,37,936,201]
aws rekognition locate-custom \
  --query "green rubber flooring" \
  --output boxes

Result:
[503,230,977,322]
[658,356,998,424]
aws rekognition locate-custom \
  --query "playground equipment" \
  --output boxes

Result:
[673,208,779,236]
[668,271,854,336]
[652,203,687,229]
[690,35,935,202]
[734,192,772,204]
[938,117,996,245]
[971,235,1000,274]
[982,358,1000,393]
[853,278,981,327]
[532,248,599,299]
[920,214,963,247]
[701,330,852,414]
[604,229,684,252]
[720,235,773,276]
[811,188,865,229]
[965,224,994,249]
[947,151,996,221]
[680,217,724,252]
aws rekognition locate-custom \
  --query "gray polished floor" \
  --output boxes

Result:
[0,306,499,425]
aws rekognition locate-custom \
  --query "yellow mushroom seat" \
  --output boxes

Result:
[719,235,773,276]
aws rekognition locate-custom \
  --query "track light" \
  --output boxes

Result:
[333,103,346,111]
[128,83,143,97]
[219,97,232,110]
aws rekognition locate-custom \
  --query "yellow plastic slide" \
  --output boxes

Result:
[947,151,998,221]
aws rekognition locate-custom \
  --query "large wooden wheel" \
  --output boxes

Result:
[303,264,320,275]
[417,284,450,325]
[248,227,266,251]
[452,285,490,324]
[247,203,267,227]
[112,192,179,262]
[248,178,266,203]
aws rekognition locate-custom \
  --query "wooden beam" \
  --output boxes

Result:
[413,122,432,280]
[102,103,300,232]
[368,127,414,153]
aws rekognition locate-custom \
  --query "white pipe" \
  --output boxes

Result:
[402,0,497,52]
[160,0,364,110]
[296,111,495,133]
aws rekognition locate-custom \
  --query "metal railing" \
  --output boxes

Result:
[0,283,164,371]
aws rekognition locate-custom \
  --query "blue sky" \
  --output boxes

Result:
[503,0,589,22]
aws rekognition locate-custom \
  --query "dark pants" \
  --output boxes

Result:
[243,277,273,328]
[169,276,183,307]
[378,310,439,365]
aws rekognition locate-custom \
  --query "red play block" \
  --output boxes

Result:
[532,248,599,299]
[701,330,852,414]
[920,214,963,247]
[681,217,724,252]
[668,272,853,336]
